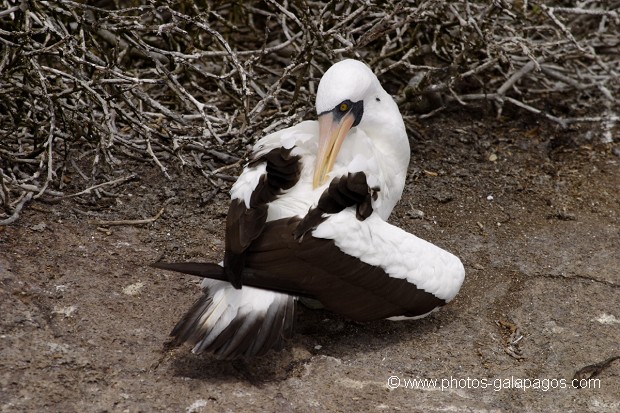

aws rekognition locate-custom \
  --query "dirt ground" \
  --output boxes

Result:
[1,109,619,412]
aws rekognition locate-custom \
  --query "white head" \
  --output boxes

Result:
[316,59,379,114]
[312,59,407,188]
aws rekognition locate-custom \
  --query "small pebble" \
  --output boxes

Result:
[164,189,176,198]
[433,192,453,204]
[408,209,425,219]
[123,282,145,296]
[31,223,47,232]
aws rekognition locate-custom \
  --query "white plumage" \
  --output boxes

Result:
[312,210,465,302]
[156,59,465,358]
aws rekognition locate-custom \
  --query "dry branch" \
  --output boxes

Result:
[89,206,166,227]
[0,0,618,224]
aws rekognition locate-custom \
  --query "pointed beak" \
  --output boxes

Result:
[313,111,356,188]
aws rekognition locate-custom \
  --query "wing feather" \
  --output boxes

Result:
[160,209,463,323]
[241,214,462,321]
[224,147,301,287]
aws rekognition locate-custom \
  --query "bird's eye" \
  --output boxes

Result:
[339,102,349,112]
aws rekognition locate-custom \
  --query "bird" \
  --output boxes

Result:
[153,59,465,359]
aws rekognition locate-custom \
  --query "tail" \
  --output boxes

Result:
[153,263,295,359]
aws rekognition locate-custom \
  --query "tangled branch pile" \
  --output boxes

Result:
[1,0,618,224]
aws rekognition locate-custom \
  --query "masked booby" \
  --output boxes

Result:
[153,59,465,359]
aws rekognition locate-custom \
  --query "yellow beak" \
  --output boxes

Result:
[313,111,356,188]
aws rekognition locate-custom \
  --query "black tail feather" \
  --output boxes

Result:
[151,261,315,298]
[150,261,227,280]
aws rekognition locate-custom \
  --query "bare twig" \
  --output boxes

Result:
[0,192,33,226]
[54,175,138,202]
[89,206,165,227]
[0,0,618,224]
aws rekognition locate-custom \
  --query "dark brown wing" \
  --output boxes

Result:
[224,147,301,288]
[244,217,447,321]
[155,216,445,322]
[159,169,447,321]
[294,171,379,240]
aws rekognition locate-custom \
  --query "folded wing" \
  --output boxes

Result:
[244,211,465,321]
[157,211,464,323]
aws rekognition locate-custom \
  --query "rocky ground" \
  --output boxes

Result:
[1,109,619,412]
